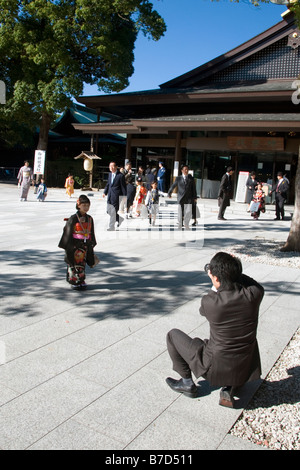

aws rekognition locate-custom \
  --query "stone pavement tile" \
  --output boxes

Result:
[28,419,124,450]
[0,337,98,394]
[125,406,223,451]
[257,329,290,377]
[133,300,206,347]
[69,334,165,389]
[0,384,19,407]
[125,379,243,451]
[67,313,159,350]
[0,371,108,450]
[259,305,299,339]
[0,310,95,355]
[73,368,174,447]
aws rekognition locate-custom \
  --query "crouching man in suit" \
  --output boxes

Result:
[166,252,264,408]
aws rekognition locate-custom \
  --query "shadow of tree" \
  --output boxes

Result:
[246,366,300,410]
[0,248,211,322]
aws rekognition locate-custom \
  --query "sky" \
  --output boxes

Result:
[81,0,287,97]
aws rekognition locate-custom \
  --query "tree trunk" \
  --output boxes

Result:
[35,112,51,182]
[37,112,51,150]
[280,146,300,252]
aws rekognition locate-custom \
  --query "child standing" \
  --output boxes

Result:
[145,180,160,225]
[65,173,74,198]
[133,177,147,217]
[36,178,47,201]
[58,195,97,290]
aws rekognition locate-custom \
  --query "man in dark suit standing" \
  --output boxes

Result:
[166,252,264,408]
[168,165,197,229]
[103,162,127,230]
[218,166,234,220]
[269,171,289,220]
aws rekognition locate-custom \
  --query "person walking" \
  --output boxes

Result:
[103,162,127,230]
[65,174,75,198]
[17,160,33,201]
[218,166,234,220]
[157,161,166,195]
[168,165,197,229]
[166,252,264,408]
[146,180,160,225]
[245,171,258,212]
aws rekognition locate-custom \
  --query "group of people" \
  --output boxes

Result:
[17,160,48,202]
[218,167,290,221]
[102,161,161,230]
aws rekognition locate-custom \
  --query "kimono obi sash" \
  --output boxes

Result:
[73,218,92,241]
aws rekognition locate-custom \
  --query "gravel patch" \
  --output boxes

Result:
[224,237,300,269]
[224,237,300,450]
[230,328,300,450]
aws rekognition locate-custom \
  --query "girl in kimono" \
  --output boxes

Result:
[133,177,147,217]
[17,161,33,201]
[36,178,47,201]
[65,174,74,198]
[145,180,160,225]
[250,183,265,220]
[59,195,97,290]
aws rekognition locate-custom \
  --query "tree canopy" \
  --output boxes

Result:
[0,0,166,148]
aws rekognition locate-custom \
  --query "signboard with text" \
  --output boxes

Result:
[227,136,284,151]
[34,150,46,175]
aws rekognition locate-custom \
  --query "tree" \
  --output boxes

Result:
[0,0,166,150]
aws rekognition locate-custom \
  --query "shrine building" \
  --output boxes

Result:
[74,9,300,202]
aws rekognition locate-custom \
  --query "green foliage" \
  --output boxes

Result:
[0,0,166,146]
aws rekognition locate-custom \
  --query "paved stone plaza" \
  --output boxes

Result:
[0,183,299,450]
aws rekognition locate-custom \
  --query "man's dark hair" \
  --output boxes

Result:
[209,252,242,289]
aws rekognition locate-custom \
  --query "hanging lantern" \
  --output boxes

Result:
[83,158,93,172]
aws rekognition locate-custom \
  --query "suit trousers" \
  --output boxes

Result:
[275,194,285,219]
[167,328,205,379]
[218,194,230,218]
[107,199,124,229]
[178,201,192,227]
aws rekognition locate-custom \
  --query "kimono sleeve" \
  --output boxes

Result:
[58,216,75,250]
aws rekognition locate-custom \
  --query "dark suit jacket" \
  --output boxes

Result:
[168,174,197,203]
[218,172,232,199]
[271,178,289,202]
[189,274,264,387]
[104,171,127,207]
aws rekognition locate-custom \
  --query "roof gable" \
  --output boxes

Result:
[161,12,299,88]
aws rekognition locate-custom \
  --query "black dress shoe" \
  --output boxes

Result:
[166,377,198,398]
[219,386,235,408]
[218,217,226,220]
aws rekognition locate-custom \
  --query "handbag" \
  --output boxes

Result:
[249,201,260,213]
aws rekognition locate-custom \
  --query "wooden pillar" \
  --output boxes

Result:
[173,131,182,183]
[126,134,132,163]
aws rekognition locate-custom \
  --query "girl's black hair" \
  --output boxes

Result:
[76,194,90,210]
